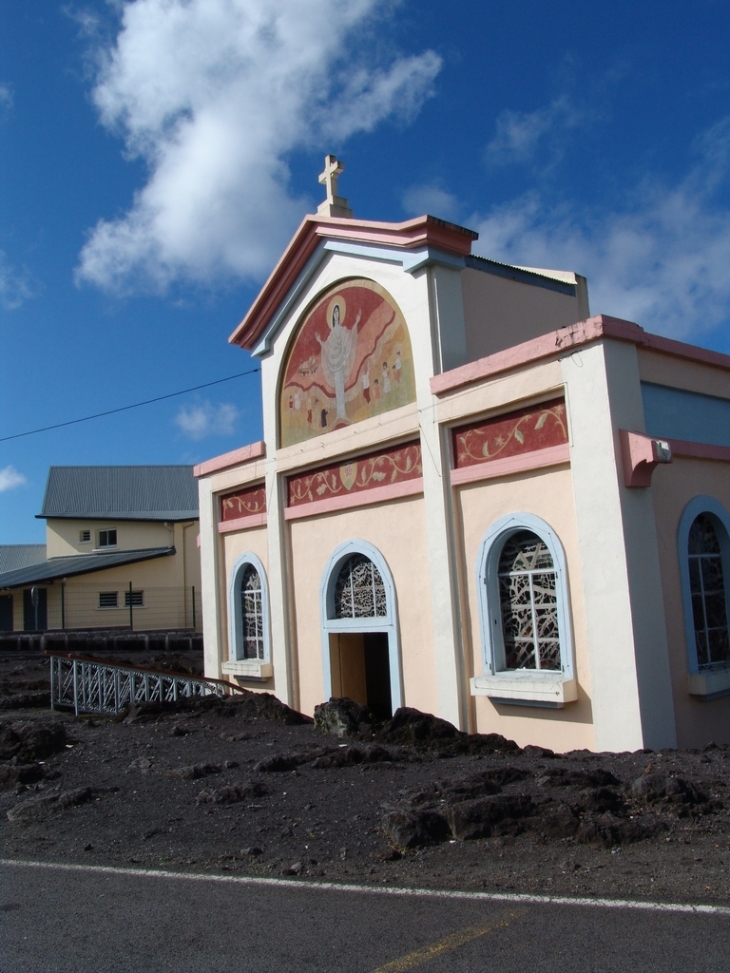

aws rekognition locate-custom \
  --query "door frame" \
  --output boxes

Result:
[319,539,403,711]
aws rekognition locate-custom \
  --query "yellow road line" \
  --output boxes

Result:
[370,908,523,973]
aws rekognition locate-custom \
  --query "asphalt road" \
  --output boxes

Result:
[2,860,729,973]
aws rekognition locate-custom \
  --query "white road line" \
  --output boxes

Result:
[2,857,729,917]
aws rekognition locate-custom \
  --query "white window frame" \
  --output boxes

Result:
[124,590,144,608]
[320,539,403,712]
[79,530,91,544]
[223,552,272,680]
[473,512,577,707]
[97,528,117,550]
[678,496,730,699]
[98,591,119,609]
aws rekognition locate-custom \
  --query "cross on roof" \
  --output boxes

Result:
[316,154,353,218]
[318,154,343,204]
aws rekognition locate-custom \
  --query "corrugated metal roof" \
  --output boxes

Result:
[464,254,578,296]
[38,466,199,521]
[0,545,47,573]
[0,547,175,589]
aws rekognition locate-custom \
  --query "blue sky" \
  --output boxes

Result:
[2,0,730,544]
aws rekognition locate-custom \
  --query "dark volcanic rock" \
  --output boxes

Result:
[255,752,320,772]
[169,763,223,781]
[536,768,620,789]
[7,786,97,822]
[0,761,46,791]
[369,707,520,755]
[381,806,450,848]
[196,781,268,804]
[0,721,68,761]
[445,795,535,840]
[631,773,707,806]
[314,698,376,737]
[123,691,311,726]
[310,745,395,768]
[535,801,581,839]
[0,691,50,710]
[575,812,654,846]
[372,708,462,746]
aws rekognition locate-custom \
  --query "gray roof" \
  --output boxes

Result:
[0,545,47,573]
[38,466,199,521]
[0,547,175,589]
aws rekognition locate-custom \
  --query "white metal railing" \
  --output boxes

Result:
[48,653,242,716]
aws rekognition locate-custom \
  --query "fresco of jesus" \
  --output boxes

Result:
[316,296,360,421]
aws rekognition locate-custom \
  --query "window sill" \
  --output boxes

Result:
[222,660,273,680]
[471,672,577,708]
[688,667,730,699]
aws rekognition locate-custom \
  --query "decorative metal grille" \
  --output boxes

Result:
[688,514,729,668]
[241,565,264,660]
[333,554,387,619]
[497,530,561,671]
[49,654,238,716]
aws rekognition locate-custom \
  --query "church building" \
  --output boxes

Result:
[195,157,730,753]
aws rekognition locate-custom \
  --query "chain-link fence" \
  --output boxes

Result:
[44,582,201,632]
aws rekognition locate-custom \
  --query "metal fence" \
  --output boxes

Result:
[49,653,242,716]
[43,583,201,633]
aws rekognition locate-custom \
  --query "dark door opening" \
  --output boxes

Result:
[0,595,13,632]
[329,631,393,720]
[23,588,47,631]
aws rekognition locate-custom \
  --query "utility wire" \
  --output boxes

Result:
[0,367,261,443]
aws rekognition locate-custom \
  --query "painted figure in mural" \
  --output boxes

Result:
[382,361,391,395]
[317,297,361,421]
[361,363,371,403]
[393,350,402,383]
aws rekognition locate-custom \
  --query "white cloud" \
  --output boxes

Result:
[175,400,239,440]
[0,83,13,119]
[485,96,584,167]
[0,252,35,310]
[472,117,730,341]
[76,0,441,294]
[0,466,27,493]
[401,182,459,219]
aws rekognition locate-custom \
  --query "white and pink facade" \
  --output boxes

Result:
[195,206,730,752]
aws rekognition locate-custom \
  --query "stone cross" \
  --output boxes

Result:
[317,154,353,219]
[318,154,343,204]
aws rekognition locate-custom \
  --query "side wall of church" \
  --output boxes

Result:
[461,268,588,363]
[651,458,730,748]
[455,465,597,752]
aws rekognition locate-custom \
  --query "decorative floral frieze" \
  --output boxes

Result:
[453,398,567,470]
[220,483,266,521]
[287,441,422,508]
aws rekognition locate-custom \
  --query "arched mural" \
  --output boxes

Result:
[279,279,415,447]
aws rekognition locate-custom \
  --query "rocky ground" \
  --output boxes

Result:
[1,646,729,905]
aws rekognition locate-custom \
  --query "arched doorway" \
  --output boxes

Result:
[320,541,402,719]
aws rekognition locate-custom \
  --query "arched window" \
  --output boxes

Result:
[227,553,271,676]
[497,530,561,672]
[240,564,264,660]
[688,514,729,668]
[473,513,576,706]
[679,498,730,694]
[333,554,387,619]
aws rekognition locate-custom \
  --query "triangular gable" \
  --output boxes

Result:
[229,213,478,356]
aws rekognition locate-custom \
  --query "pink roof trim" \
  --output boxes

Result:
[193,441,266,478]
[430,315,730,396]
[230,214,478,350]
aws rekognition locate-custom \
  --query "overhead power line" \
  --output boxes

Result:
[0,368,261,443]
